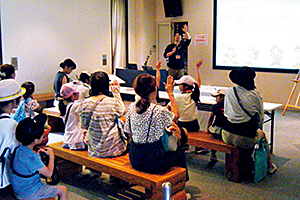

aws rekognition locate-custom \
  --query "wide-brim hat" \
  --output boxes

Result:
[0,79,26,102]
[174,75,197,86]
[229,67,256,90]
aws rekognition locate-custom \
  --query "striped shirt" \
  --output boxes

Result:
[76,86,126,158]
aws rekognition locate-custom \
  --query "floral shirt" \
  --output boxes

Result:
[124,103,174,144]
[11,98,39,122]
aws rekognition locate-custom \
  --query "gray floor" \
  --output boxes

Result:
[49,108,300,200]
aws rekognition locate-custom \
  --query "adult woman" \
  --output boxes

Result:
[124,74,189,181]
[76,71,127,158]
[53,58,76,104]
[222,67,277,175]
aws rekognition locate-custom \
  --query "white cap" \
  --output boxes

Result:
[174,75,197,86]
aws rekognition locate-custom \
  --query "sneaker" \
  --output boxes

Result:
[195,147,210,155]
[267,163,277,174]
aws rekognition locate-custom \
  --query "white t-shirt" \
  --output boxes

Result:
[63,102,85,147]
[0,113,19,189]
[168,93,198,122]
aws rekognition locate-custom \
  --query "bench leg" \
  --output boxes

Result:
[56,157,82,177]
[225,149,239,182]
[145,179,186,200]
[225,148,254,182]
[172,190,187,200]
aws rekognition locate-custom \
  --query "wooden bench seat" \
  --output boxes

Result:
[48,141,187,200]
[43,107,65,132]
[187,131,252,182]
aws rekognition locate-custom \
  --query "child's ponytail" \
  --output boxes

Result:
[58,97,72,116]
[191,83,200,105]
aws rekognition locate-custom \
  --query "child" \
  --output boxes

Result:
[77,71,91,102]
[207,89,226,161]
[166,59,207,153]
[0,79,25,198]
[11,81,41,122]
[10,114,68,200]
[59,82,87,150]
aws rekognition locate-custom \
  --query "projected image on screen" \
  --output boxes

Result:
[213,0,300,73]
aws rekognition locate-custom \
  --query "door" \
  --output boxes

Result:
[156,22,172,69]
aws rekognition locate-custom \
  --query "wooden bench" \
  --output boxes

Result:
[187,131,253,182]
[43,107,65,132]
[33,93,55,102]
[48,141,187,200]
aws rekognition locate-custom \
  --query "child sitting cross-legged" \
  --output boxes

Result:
[9,114,68,200]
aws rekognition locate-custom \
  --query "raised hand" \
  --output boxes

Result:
[156,60,162,70]
[196,59,203,69]
[182,24,188,33]
[164,75,175,95]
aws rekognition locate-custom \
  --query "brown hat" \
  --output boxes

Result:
[229,67,256,90]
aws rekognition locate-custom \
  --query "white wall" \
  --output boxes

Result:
[1,0,111,94]
[128,0,156,69]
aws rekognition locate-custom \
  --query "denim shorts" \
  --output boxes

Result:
[18,184,59,200]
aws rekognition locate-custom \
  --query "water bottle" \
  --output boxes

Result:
[162,182,172,200]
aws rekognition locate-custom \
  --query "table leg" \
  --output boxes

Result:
[270,110,274,154]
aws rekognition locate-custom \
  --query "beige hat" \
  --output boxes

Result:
[174,75,197,86]
[0,79,26,102]
[211,89,226,97]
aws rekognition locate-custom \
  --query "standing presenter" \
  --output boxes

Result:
[163,24,191,80]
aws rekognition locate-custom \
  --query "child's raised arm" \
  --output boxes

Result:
[155,60,162,88]
[196,59,203,87]
[164,75,179,121]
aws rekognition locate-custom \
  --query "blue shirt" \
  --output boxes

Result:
[9,146,45,199]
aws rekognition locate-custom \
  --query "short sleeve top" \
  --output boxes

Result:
[124,103,174,144]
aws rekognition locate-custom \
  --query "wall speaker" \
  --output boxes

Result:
[163,0,183,18]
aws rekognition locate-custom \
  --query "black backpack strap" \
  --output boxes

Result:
[0,147,10,187]
[64,103,73,125]
[0,115,10,119]
[10,146,39,178]
[0,115,11,187]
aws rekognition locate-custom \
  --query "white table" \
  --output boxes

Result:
[120,85,282,154]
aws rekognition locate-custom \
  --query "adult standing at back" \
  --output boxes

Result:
[163,24,191,80]
[53,58,76,106]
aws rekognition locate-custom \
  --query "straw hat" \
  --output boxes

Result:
[0,79,26,102]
